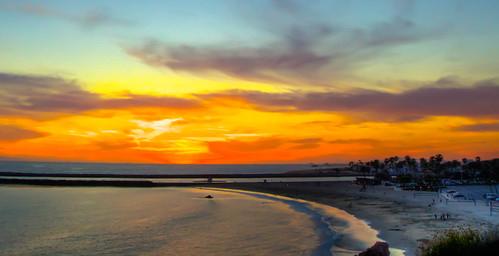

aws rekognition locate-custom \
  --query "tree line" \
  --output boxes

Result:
[348,155,499,183]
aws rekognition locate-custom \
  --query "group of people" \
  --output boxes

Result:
[434,213,451,221]
[428,199,452,220]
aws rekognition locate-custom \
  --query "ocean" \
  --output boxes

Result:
[0,162,399,255]
[0,161,345,175]
[0,186,397,256]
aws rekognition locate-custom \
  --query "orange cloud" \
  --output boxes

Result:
[0,71,497,163]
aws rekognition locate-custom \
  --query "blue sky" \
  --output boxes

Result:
[1,0,499,88]
[0,0,498,163]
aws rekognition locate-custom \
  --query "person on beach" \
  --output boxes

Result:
[360,183,367,192]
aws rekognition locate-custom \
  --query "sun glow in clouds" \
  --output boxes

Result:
[0,0,497,163]
[130,118,183,142]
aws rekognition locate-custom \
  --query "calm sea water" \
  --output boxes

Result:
[0,161,345,175]
[0,186,399,256]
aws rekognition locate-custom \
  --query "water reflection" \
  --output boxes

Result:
[0,186,318,256]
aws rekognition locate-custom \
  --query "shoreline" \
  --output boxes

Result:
[2,179,497,255]
[203,187,406,256]
[206,182,497,255]
[212,188,339,256]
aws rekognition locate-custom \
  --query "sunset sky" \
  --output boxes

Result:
[0,0,498,163]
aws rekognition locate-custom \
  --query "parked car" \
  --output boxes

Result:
[441,190,458,200]
[483,193,497,200]
[452,194,466,201]
[442,179,461,185]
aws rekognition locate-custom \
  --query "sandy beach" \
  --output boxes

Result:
[1,178,498,255]
[209,181,499,255]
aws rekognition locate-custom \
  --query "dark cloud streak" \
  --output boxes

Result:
[0,72,199,118]
[198,79,499,118]
[0,125,47,141]
[3,3,132,29]
[456,122,499,132]
[2,71,496,121]
[126,2,442,87]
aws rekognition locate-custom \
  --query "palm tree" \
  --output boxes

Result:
[420,157,429,170]
[429,154,444,175]
[371,159,381,174]
[348,161,355,170]
[462,158,468,165]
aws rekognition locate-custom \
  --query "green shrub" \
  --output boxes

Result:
[421,228,499,256]
[374,170,391,181]
[396,174,413,184]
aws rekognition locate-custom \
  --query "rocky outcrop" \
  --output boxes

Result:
[358,241,390,256]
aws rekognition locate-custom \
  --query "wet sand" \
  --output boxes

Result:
[2,178,496,255]
[208,182,496,255]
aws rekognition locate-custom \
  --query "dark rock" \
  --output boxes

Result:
[358,241,390,256]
